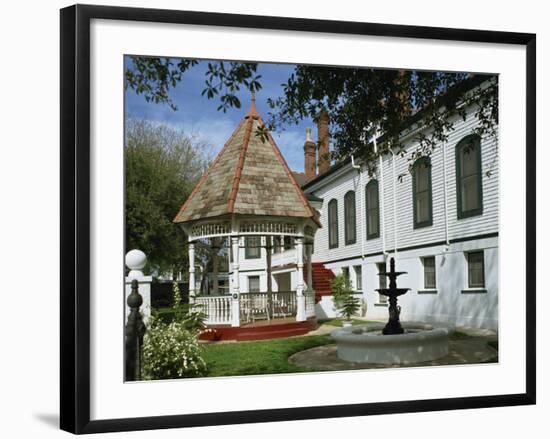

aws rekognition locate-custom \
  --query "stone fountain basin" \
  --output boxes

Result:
[331,322,450,365]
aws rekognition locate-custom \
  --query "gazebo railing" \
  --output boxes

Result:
[195,290,313,325]
[195,295,232,325]
[240,291,297,322]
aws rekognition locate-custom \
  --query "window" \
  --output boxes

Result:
[341,266,350,281]
[344,191,357,244]
[467,251,485,288]
[456,135,483,218]
[353,265,362,291]
[244,236,261,259]
[283,236,295,250]
[272,236,282,254]
[365,180,380,239]
[422,256,436,289]
[328,199,339,248]
[377,262,387,303]
[248,275,260,292]
[412,157,433,228]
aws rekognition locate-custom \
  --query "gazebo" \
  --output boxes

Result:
[173,95,321,340]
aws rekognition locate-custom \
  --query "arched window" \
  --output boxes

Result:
[456,135,483,218]
[412,157,433,228]
[365,180,380,239]
[328,199,339,249]
[344,190,356,245]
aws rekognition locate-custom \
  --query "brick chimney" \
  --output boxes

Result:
[304,128,317,181]
[317,110,330,174]
[394,70,412,119]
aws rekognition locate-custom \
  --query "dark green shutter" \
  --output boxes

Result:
[456,135,483,219]
[365,180,380,239]
[328,199,339,249]
[412,157,433,228]
[344,191,357,245]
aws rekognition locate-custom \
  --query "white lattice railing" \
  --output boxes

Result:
[239,221,297,235]
[305,291,316,318]
[190,221,231,239]
[195,295,232,325]
[195,291,312,325]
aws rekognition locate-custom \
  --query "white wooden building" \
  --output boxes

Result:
[237,77,499,330]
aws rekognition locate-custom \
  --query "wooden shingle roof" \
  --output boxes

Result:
[174,96,319,225]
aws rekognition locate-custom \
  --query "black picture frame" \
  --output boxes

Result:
[60,4,536,434]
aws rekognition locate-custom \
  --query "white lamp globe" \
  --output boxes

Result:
[125,249,147,279]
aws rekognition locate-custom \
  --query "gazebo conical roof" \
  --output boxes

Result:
[174,95,320,226]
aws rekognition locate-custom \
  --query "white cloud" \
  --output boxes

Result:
[132,116,308,172]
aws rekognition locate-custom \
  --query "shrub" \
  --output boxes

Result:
[142,318,207,380]
[331,274,361,321]
[142,281,208,380]
[171,281,207,331]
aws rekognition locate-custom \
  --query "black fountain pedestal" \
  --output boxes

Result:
[376,257,410,335]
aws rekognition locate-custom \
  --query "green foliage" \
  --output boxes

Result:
[126,58,498,174]
[142,317,208,380]
[125,120,211,275]
[125,57,262,111]
[171,282,208,331]
[201,334,333,377]
[331,274,361,321]
[151,283,208,328]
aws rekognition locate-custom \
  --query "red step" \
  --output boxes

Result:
[311,262,335,301]
[199,318,318,341]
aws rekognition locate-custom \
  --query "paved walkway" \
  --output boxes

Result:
[288,334,498,371]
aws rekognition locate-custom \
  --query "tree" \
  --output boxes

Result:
[125,120,211,276]
[125,58,497,172]
[331,274,361,322]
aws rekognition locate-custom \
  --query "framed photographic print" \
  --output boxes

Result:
[60,4,536,434]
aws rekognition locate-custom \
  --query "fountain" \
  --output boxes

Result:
[331,257,450,365]
[377,257,409,335]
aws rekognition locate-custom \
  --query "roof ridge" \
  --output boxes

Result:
[257,115,321,227]
[173,117,247,223]
[227,116,254,213]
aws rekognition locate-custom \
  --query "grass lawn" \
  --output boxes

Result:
[201,334,334,377]
[155,310,497,377]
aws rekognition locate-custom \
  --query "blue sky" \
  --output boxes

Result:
[125,58,315,172]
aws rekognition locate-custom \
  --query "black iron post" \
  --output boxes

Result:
[125,279,146,381]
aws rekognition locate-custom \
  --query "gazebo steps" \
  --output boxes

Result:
[200,317,317,341]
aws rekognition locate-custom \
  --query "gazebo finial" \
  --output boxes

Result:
[246,91,259,118]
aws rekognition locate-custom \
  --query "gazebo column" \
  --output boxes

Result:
[295,237,306,321]
[188,241,195,303]
[306,242,313,292]
[212,238,219,295]
[230,236,241,327]
[265,236,273,319]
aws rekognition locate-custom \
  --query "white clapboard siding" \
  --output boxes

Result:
[308,104,498,263]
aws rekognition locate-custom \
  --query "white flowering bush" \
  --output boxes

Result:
[142,318,207,380]
[142,281,208,380]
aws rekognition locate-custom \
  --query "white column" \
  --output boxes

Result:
[306,242,313,292]
[212,239,219,295]
[265,236,273,319]
[188,242,196,303]
[295,237,306,321]
[230,236,241,327]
